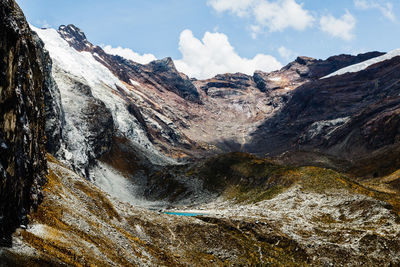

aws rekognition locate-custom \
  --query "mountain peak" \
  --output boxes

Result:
[295,56,317,65]
[58,24,93,51]
[147,57,176,71]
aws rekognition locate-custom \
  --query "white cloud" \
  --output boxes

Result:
[174,29,282,79]
[249,24,262,39]
[208,0,314,33]
[354,0,395,21]
[103,45,157,64]
[278,46,297,61]
[320,11,356,41]
[253,0,315,32]
[207,0,255,17]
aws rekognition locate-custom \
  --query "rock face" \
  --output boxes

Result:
[56,77,114,177]
[31,31,64,155]
[253,52,384,92]
[34,24,192,175]
[58,24,94,52]
[58,24,201,103]
[0,0,47,246]
[36,23,389,179]
[142,57,201,103]
[247,55,400,177]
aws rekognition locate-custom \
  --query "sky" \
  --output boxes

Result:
[17,0,400,79]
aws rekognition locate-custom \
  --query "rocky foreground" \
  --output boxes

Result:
[1,154,400,266]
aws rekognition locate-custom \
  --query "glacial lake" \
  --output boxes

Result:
[164,211,206,217]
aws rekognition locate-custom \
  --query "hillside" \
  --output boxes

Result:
[1,0,400,265]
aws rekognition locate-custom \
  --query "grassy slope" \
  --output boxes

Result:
[1,154,312,266]
[2,152,400,266]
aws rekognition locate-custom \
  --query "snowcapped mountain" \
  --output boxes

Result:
[3,1,400,264]
[31,23,399,185]
[31,25,289,181]
[33,25,175,168]
[323,48,400,78]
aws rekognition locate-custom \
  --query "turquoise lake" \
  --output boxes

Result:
[164,212,205,217]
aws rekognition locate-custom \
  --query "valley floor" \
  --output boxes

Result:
[1,155,400,266]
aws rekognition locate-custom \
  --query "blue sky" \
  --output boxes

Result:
[16,0,400,79]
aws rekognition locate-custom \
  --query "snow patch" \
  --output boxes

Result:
[130,79,141,87]
[269,76,282,82]
[90,162,165,208]
[323,49,400,78]
[307,117,350,139]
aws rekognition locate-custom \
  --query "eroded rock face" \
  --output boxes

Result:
[58,24,201,104]
[53,74,114,178]
[247,55,400,177]
[42,24,200,168]
[31,31,65,155]
[58,24,94,52]
[0,0,47,246]
[253,52,384,93]
[50,24,386,167]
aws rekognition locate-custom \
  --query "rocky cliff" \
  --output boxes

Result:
[0,0,47,246]
[31,31,64,156]
[247,54,400,177]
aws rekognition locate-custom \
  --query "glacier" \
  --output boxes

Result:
[31,26,176,177]
[323,48,400,78]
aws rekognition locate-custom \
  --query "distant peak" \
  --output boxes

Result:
[148,57,176,71]
[159,57,175,67]
[295,56,317,65]
[58,24,93,52]
[59,24,86,38]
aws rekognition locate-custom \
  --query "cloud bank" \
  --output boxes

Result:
[103,45,157,64]
[208,0,314,36]
[174,29,282,79]
[102,30,282,80]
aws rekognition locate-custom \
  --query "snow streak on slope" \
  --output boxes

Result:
[32,26,175,169]
[89,161,165,207]
[323,49,400,78]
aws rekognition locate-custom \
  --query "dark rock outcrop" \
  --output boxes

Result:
[58,24,94,52]
[0,0,47,246]
[84,96,114,171]
[31,31,65,155]
[143,57,201,103]
[253,52,384,92]
[246,55,400,177]
[200,73,254,96]
[302,52,384,79]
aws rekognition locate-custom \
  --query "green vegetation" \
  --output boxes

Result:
[183,152,351,204]
[187,152,300,203]
[7,153,400,266]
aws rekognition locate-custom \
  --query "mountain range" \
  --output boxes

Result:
[1,0,400,266]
